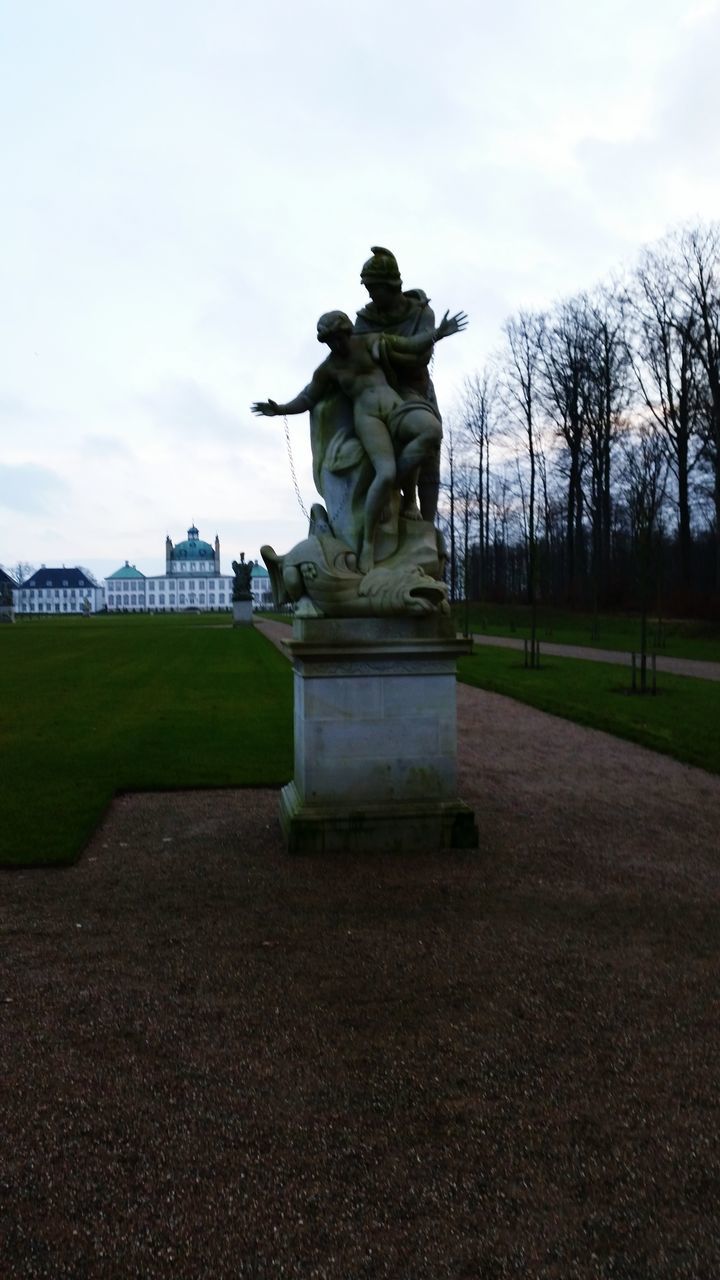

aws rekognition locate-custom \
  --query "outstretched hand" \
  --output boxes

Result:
[251,399,281,417]
[435,310,468,341]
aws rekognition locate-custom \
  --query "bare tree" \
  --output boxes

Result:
[454,462,476,633]
[540,296,591,602]
[582,287,632,607]
[677,223,720,586]
[500,310,546,662]
[444,221,720,615]
[7,562,35,586]
[629,241,702,589]
[488,462,517,600]
[459,371,494,600]
[441,422,459,602]
[622,428,668,690]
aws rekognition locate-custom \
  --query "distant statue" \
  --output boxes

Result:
[254,246,467,618]
[231,553,254,601]
[0,579,13,607]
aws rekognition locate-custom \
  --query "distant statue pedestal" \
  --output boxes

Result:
[0,606,15,624]
[280,616,478,854]
[232,600,253,627]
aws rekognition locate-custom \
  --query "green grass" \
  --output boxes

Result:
[459,644,720,774]
[1,613,293,867]
[452,602,720,662]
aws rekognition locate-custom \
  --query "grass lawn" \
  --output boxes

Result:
[459,643,720,775]
[453,601,720,662]
[1,613,293,867]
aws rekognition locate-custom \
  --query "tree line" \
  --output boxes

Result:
[441,222,720,619]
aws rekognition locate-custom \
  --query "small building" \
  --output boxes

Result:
[104,562,149,612]
[14,567,104,615]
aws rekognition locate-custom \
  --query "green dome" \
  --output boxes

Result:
[172,538,215,559]
[171,525,215,560]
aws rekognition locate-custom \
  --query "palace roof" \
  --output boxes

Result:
[107,562,146,580]
[23,568,97,589]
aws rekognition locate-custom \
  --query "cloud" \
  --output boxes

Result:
[0,396,38,424]
[138,379,247,444]
[81,434,134,461]
[654,8,720,169]
[573,6,720,242]
[0,464,68,514]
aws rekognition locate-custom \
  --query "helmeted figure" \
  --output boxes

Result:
[355,247,442,523]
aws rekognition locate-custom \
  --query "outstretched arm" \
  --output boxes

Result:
[251,358,335,418]
[383,310,468,361]
[251,392,313,417]
[434,310,468,341]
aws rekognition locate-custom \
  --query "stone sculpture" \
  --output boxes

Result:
[231,552,254,602]
[355,246,443,523]
[254,248,466,618]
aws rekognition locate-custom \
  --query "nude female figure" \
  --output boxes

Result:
[252,307,466,572]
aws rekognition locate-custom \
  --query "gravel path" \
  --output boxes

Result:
[2,652,720,1278]
[470,633,720,682]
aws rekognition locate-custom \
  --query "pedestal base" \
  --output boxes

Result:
[280,780,478,854]
[232,600,253,627]
[282,616,478,854]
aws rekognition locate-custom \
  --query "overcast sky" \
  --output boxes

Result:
[2,0,719,580]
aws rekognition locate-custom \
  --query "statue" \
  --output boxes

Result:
[231,552,254,602]
[254,248,467,618]
[253,307,465,568]
[355,246,442,522]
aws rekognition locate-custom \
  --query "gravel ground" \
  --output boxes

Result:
[470,633,720,681]
[2,683,720,1279]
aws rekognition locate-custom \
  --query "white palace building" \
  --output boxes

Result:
[104,524,272,613]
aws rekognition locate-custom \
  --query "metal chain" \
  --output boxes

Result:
[283,415,310,521]
[284,414,353,531]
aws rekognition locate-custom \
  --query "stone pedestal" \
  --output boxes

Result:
[280,616,478,854]
[0,606,14,624]
[232,600,253,627]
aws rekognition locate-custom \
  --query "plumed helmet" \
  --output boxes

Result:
[360,245,402,287]
[317,310,354,342]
